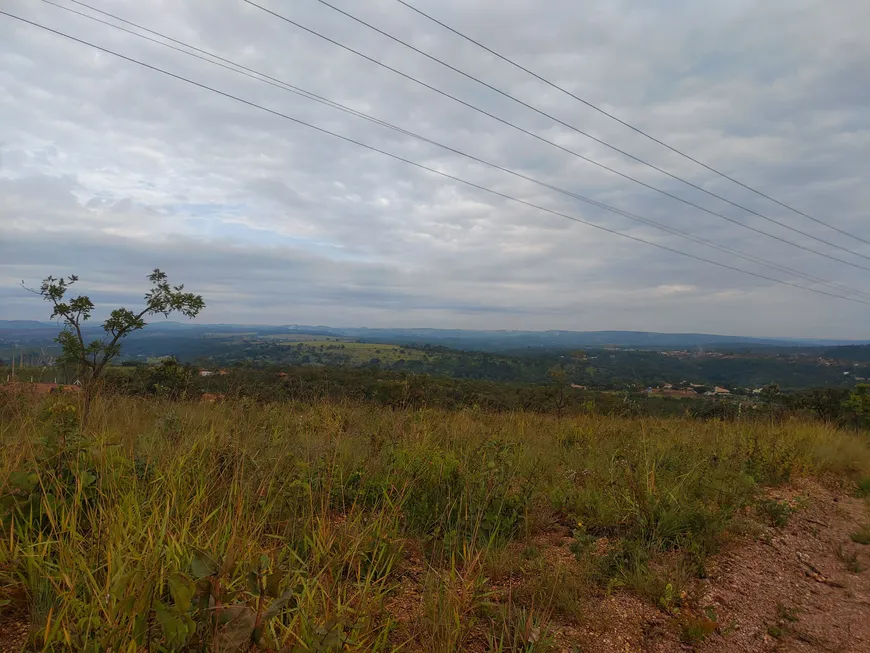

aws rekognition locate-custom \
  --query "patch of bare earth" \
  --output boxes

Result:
[696,479,870,653]
[0,617,27,653]
[511,531,673,653]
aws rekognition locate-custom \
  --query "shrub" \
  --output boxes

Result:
[758,499,795,528]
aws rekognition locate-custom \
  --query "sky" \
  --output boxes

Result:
[1,0,869,338]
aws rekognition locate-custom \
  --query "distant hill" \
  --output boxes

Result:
[312,328,866,350]
[0,320,58,329]
[2,320,867,352]
[277,326,870,351]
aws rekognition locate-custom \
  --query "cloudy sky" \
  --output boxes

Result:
[2,0,869,337]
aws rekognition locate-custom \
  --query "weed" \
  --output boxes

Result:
[836,544,863,574]
[568,523,596,559]
[758,499,795,528]
[657,581,685,615]
[850,524,870,545]
[417,554,493,652]
[727,515,765,540]
[486,603,554,652]
[776,603,799,622]
[856,477,870,498]
[513,559,587,617]
[679,613,718,644]
[483,546,523,583]
[522,545,541,561]
[766,604,812,644]
[767,624,785,638]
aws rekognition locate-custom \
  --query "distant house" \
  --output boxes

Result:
[570,384,586,390]
[713,386,730,395]
[662,383,673,390]
[199,369,214,377]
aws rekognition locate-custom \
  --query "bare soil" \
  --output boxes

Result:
[695,479,870,653]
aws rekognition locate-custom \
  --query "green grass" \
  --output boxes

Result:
[767,624,786,639]
[758,498,796,528]
[259,334,349,343]
[1,393,869,651]
[277,340,427,364]
[851,524,870,545]
[777,603,799,623]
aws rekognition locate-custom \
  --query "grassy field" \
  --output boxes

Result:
[259,335,350,343]
[273,341,427,365]
[1,393,869,651]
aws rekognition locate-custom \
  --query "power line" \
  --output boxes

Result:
[4,9,870,308]
[35,0,870,302]
[308,0,870,263]
[40,1,392,125]
[394,0,870,249]
[242,0,870,275]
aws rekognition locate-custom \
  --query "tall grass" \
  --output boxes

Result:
[1,393,868,651]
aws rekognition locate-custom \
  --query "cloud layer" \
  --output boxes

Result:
[2,0,869,337]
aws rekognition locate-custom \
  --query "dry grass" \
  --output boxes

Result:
[1,392,869,651]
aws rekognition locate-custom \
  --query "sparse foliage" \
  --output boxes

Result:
[844,384,870,429]
[547,365,569,418]
[28,269,204,421]
[759,383,782,404]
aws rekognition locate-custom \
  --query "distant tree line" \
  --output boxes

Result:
[102,359,870,428]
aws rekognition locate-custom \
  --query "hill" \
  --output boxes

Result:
[3,320,868,350]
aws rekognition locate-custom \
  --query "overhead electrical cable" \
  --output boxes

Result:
[35,0,870,302]
[4,10,869,308]
[394,0,870,249]
[242,0,870,274]
[307,0,870,262]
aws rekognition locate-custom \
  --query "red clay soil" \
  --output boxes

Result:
[0,619,26,653]
[695,479,870,653]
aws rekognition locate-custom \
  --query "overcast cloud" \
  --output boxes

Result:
[2,0,869,337]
